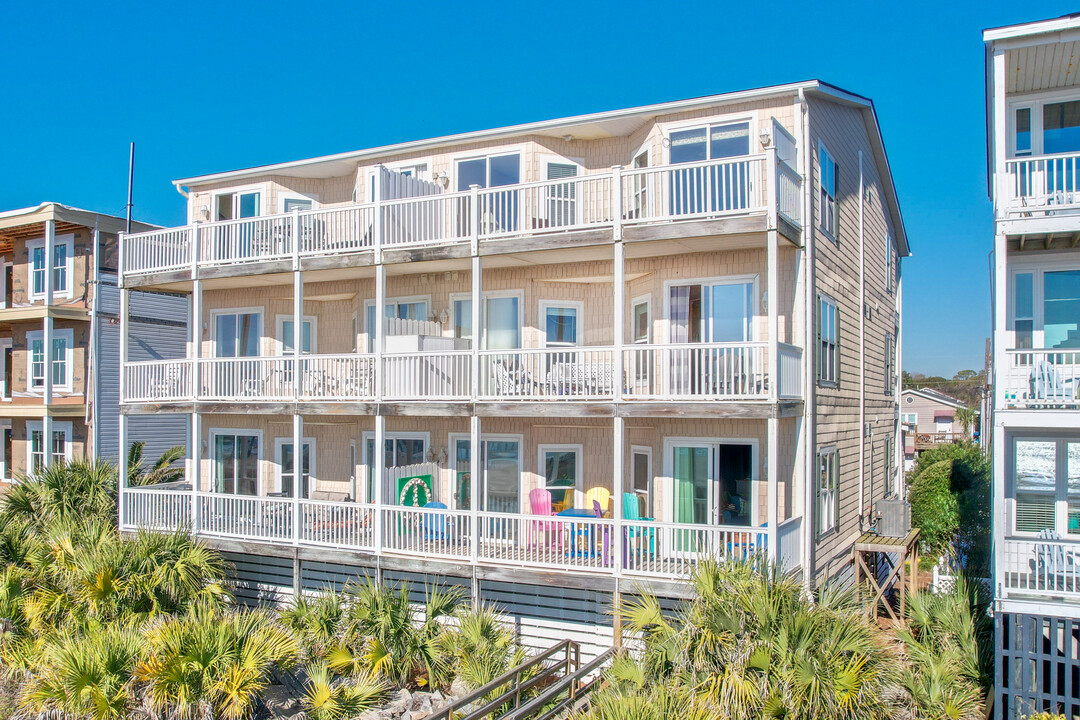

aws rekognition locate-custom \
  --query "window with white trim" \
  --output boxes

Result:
[28,235,73,301]
[817,447,839,535]
[1011,438,1080,536]
[818,143,838,239]
[901,412,918,426]
[817,294,839,386]
[885,332,895,395]
[26,329,73,392]
[539,444,581,510]
[28,421,70,474]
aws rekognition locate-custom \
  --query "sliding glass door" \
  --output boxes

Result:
[670,441,754,526]
[669,122,751,215]
[458,154,520,233]
[213,431,259,496]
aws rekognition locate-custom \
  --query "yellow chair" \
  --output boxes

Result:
[584,487,611,517]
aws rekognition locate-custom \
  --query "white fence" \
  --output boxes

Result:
[383,352,472,400]
[122,488,798,580]
[479,348,616,400]
[124,359,192,402]
[122,155,799,277]
[778,344,803,400]
[200,357,294,401]
[1001,349,1080,408]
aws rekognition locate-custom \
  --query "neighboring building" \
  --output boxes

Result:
[0,203,187,479]
[117,80,907,654]
[900,387,974,472]
[987,14,1080,717]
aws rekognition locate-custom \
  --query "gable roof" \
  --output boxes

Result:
[901,387,968,409]
[171,80,907,256]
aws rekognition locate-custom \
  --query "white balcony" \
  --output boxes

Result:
[121,155,802,280]
[121,342,803,405]
[121,487,802,580]
[1000,348,1080,409]
[1000,536,1080,602]
[1002,152,1080,218]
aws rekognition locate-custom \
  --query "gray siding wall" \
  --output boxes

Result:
[95,276,188,463]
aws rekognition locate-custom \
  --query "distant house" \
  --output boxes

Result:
[900,388,973,471]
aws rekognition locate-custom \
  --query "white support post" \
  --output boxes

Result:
[372,168,384,264]
[190,267,202,530]
[471,255,481,399]
[612,416,624,577]
[117,245,128,527]
[118,412,127,527]
[374,414,386,554]
[767,417,779,561]
[469,185,481,256]
[293,267,303,401]
[292,412,303,545]
[611,165,623,242]
[43,219,55,468]
[613,240,624,402]
[190,410,200,531]
[375,263,386,402]
[992,49,1008,213]
[470,415,481,564]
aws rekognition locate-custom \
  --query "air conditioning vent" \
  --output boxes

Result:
[876,497,911,538]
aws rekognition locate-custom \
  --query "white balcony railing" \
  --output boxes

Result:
[121,487,794,581]
[383,352,473,400]
[1000,536,1080,599]
[1003,152,1080,216]
[478,348,617,401]
[122,154,801,278]
[124,359,193,402]
[1001,348,1080,408]
[622,342,768,400]
[122,342,805,405]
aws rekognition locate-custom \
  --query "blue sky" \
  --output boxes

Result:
[0,1,1069,377]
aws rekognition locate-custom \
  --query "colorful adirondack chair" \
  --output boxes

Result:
[528,488,560,548]
[584,487,611,516]
[622,492,656,562]
[423,501,449,542]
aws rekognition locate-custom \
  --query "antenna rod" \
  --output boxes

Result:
[125,142,135,234]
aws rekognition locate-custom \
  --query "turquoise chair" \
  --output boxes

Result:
[622,493,655,563]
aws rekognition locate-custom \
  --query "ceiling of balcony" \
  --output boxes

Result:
[1007,41,1080,93]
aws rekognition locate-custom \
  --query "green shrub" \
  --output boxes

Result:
[909,459,959,556]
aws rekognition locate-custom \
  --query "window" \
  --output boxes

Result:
[277,316,315,354]
[901,412,918,426]
[443,434,521,512]
[215,190,261,221]
[28,421,70,474]
[632,297,651,344]
[540,302,580,347]
[452,294,522,349]
[26,329,72,392]
[631,446,653,512]
[817,295,839,386]
[1011,438,1080,536]
[631,149,650,216]
[545,162,578,227]
[668,279,755,343]
[1015,107,1032,157]
[212,430,260,496]
[279,194,317,213]
[885,332,895,395]
[539,444,581,509]
[457,154,521,232]
[1012,272,1034,349]
[817,447,839,535]
[213,311,261,358]
[669,122,751,213]
[885,233,895,294]
[1044,101,1080,155]
[28,236,73,300]
[818,143,838,239]
[276,438,314,498]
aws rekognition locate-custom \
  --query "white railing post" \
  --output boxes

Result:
[470,185,481,254]
[374,414,385,555]
[612,416,624,577]
[767,417,779,562]
[470,415,481,565]
[372,168,384,265]
[471,255,481,400]
[375,263,385,402]
[292,412,302,546]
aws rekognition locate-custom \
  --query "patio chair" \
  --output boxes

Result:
[1033,528,1079,592]
[622,492,656,564]
[423,501,451,543]
[1030,360,1079,405]
[585,487,611,517]
[592,500,611,566]
[489,359,545,398]
[528,488,559,548]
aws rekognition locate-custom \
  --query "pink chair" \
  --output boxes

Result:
[528,488,559,548]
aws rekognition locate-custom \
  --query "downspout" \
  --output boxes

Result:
[88,221,100,458]
[799,88,815,588]
[858,151,867,532]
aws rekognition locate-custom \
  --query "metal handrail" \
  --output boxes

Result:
[427,639,579,720]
